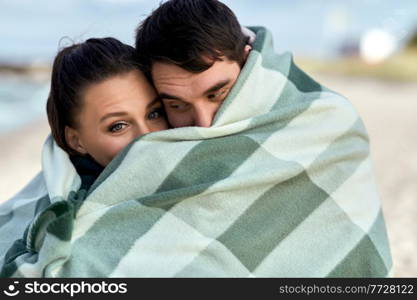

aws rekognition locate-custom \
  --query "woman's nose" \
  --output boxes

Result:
[136,123,151,137]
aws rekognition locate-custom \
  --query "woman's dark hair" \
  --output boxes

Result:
[135,0,249,73]
[46,37,141,155]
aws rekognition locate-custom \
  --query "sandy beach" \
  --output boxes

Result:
[0,73,416,277]
[315,73,417,278]
[0,118,50,200]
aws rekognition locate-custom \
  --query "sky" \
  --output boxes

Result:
[0,0,416,64]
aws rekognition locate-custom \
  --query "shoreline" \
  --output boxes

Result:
[0,64,51,81]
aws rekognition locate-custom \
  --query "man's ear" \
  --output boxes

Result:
[65,126,87,155]
[243,44,252,61]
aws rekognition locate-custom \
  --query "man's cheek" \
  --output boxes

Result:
[167,111,189,128]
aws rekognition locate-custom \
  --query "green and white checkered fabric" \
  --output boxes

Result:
[0,27,392,277]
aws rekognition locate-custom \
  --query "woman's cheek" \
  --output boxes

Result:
[109,137,132,157]
[97,136,124,163]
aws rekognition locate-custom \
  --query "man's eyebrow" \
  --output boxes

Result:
[158,80,230,101]
[203,79,230,95]
[158,93,182,101]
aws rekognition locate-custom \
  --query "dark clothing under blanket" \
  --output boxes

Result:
[70,155,104,192]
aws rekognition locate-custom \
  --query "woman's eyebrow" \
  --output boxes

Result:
[100,96,162,123]
[147,95,163,108]
[100,112,128,123]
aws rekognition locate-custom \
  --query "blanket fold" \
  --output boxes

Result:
[0,26,392,277]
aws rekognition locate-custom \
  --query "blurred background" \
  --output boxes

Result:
[0,0,416,277]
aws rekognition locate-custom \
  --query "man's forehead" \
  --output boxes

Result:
[152,59,236,82]
[151,61,194,81]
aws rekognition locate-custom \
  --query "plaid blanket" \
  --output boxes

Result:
[0,27,392,277]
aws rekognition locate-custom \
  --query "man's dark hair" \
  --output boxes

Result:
[135,0,248,73]
[46,37,142,155]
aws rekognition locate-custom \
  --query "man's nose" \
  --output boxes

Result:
[193,105,216,128]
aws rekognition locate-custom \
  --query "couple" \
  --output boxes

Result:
[0,0,392,277]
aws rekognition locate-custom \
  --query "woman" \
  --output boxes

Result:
[0,38,170,276]
[47,37,169,190]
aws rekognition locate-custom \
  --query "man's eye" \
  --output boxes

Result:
[108,123,127,133]
[208,89,227,101]
[169,102,188,110]
[148,108,165,120]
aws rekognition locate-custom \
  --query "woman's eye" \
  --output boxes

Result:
[108,123,127,133]
[148,108,165,120]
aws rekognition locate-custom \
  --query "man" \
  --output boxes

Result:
[135,0,252,128]
[132,0,393,277]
